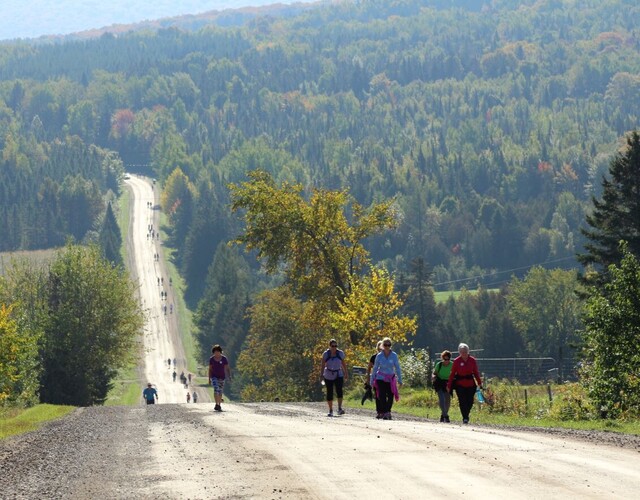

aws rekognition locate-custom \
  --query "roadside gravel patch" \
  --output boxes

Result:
[0,405,151,499]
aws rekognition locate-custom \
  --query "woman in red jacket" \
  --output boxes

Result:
[447,343,483,424]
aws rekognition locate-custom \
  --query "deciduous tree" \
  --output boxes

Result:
[581,245,640,418]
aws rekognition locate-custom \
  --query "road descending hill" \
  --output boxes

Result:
[1,175,639,498]
[125,174,208,405]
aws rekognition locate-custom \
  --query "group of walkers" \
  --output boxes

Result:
[431,343,483,423]
[322,339,483,423]
[147,339,482,423]
[322,337,403,420]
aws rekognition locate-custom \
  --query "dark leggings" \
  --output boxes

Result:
[377,380,394,413]
[455,386,476,420]
[325,377,344,401]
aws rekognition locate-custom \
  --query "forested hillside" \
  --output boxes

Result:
[1,0,639,379]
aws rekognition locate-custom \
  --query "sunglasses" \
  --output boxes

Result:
[383,343,391,347]
[330,344,337,347]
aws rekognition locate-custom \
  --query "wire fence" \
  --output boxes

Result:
[475,357,579,384]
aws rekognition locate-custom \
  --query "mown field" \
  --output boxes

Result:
[434,289,499,303]
[0,249,57,276]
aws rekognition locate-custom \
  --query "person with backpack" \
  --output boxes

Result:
[321,339,348,417]
[432,350,452,422]
[447,343,483,424]
[209,344,231,412]
[370,337,402,420]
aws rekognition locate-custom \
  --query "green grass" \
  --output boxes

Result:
[117,184,131,265]
[434,289,499,303]
[0,248,57,276]
[345,385,640,435]
[0,404,75,440]
[105,361,143,406]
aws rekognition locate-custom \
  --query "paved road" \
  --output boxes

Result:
[125,174,205,404]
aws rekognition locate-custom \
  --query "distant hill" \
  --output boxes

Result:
[0,0,318,41]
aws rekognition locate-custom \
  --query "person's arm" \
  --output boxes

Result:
[225,362,232,380]
[366,359,374,377]
[208,358,213,383]
[446,359,457,392]
[472,358,482,388]
[394,353,403,386]
[341,354,348,381]
[370,355,379,385]
[320,351,327,378]
[431,361,440,383]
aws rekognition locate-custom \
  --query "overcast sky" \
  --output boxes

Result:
[0,0,300,40]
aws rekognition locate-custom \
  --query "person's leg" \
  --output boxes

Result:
[374,387,382,416]
[325,379,335,414]
[437,389,446,420]
[454,387,465,420]
[378,380,392,414]
[336,377,344,414]
[213,378,225,410]
[444,390,451,421]
[464,387,475,421]
[456,386,474,421]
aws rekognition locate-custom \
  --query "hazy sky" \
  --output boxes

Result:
[0,0,300,40]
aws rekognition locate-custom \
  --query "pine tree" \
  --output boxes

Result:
[98,202,123,267]
[578,131,640,286]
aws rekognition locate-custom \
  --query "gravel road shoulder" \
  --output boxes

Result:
[2,402,640,499]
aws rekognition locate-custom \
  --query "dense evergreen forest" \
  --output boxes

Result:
[1,0,640,386]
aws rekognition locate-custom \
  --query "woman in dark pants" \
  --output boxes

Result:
[447,343,482,424]
[367,340,384,418]
[321,339,348,416]
[370,338,403,420]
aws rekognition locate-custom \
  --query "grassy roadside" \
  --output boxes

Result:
[0,405,75,441]
[102,182,146,406]
[117,184,131,265]
[344,386,640,435]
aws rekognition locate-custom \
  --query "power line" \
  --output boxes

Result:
[429,256,577,290]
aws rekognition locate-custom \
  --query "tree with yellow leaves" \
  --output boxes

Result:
[230,170,416,398]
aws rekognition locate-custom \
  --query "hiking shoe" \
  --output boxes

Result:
[444,415,450,423]
[338,408,345,415]
[463,418,469,424]
[383,412,392,420]
[327,411,334,417]
[214,404,222,412]
[376,412,382,419]
[439,415,445,423]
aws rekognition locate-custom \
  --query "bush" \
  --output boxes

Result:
[399,348,431,388]
[548,383,596,421]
